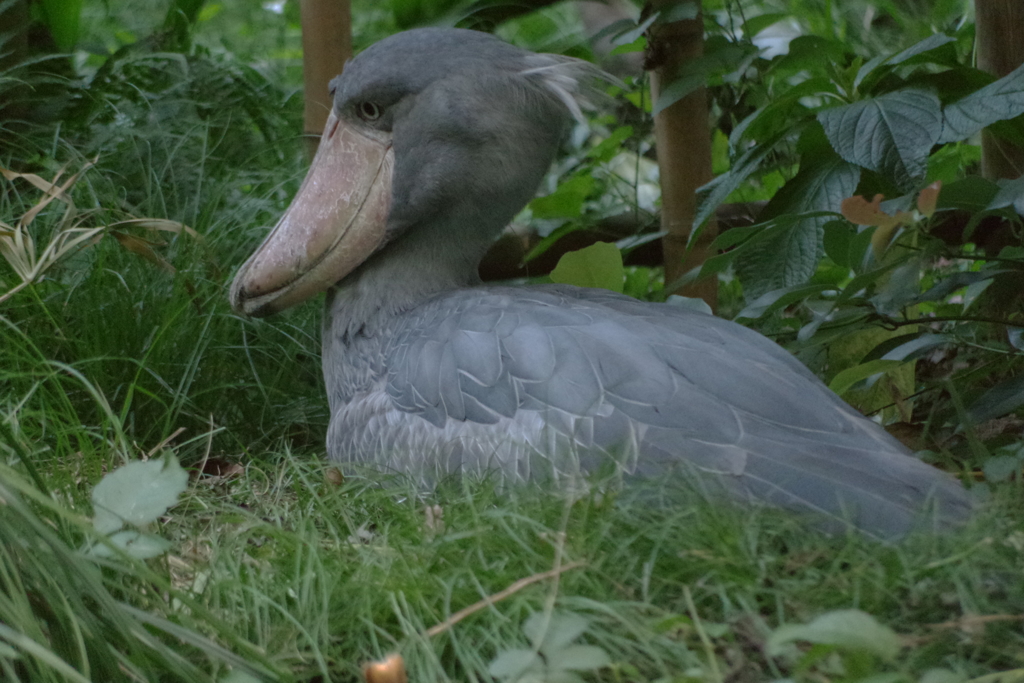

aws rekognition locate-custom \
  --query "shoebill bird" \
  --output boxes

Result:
[230,27,972,538]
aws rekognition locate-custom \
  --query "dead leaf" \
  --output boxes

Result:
[841,194,899,227]
[3,159,95,227]
[917,181,942,218]
[111,218,201,240]
[111,231,175,273]
[199,458,245,478]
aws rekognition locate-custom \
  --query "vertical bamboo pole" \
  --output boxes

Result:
[975,0,1024,180]
[648,0,717,310]
[300,0,353,158]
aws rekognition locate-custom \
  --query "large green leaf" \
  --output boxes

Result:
[692,127,796,233]
[736,155,859,298]
[652,39,753,115]
[524,612,589,654]
[767,609,901,660]
[988,174,1024,214]
[91,454,188,535]
[854,33,957,90]
[967,375,1024,424]
[734,216,825,299]
[736,283,830,320]
[940,61,1024,143]
[549,242,624,293]
[829,359,905,396]
[818,89,942,189]
[773,35,849,77]
[530,175,594,219]
[937,175,1001,212]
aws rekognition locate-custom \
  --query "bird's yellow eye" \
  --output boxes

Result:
[357,101,382,121]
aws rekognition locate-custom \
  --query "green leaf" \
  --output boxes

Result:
[653,40,752,116]
[915,271,1001,305]
[693,127,797,232]
[828,360,905,396]
[988,174,1024,214]
[742,12,790,39]
[652,73,705,116]
[823,220,854,268]
[488,649,542,679]
[88,530,173,560]
[761,154,860,222]
[886,33,957,67]
[878,334,952,362]
[940,61,1024,143]
[661,1,699,22]
[590,19,639,45]
[666,295,713,316]
[549,242,624,293]
[524,223,580,262]
[736,155,859,298]
[982,454,1023,483]
[834,256,912,306]
[529,176,594,219]
[552,645,611,671]
[91,454,188,535]
[818,89,942,189]
[610,37,646,56]
[967,375,1024,424]
[610,13,656,47]
[937,176,1001,212]
[197,4,223,22]
[774,36,849,76]
[524,612,590,654]
[1010,327,1024,351]
[734,215,826,299]
[587,126,634,163]
[854,34,957,89]
[736,283,830,319]
[767,609,901,660]
[869,259,921,316]
[699,218,804,283]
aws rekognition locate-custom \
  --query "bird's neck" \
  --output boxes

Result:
[320,216,497,405]
[324,215,497,341]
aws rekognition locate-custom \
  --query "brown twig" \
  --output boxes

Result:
[903,614,1024,646]
[424,560,586,638]
[928,614,1024,630]
[146,427,186,459]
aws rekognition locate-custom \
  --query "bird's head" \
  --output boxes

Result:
[230,28,610,317]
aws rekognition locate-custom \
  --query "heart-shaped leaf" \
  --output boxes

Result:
[819,89,942,189]
[92,455,188,535]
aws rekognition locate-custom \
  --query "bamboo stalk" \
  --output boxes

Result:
[300,0,353,158]
[648,0,717,309]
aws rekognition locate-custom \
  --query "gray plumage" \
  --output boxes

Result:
[233,28,973,538]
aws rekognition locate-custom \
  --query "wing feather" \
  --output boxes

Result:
[360,284,973,537]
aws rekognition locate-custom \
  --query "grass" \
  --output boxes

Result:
[4,427,1024,682]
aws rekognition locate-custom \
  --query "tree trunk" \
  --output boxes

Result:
[647,0,717,310]
[975,0,1024,180]
[300,0,352,158]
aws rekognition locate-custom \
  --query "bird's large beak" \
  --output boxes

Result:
[230,111,394,317]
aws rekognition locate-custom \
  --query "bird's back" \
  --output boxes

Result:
[324,284,973,538]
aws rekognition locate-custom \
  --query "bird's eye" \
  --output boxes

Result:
[357,101,382,121]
